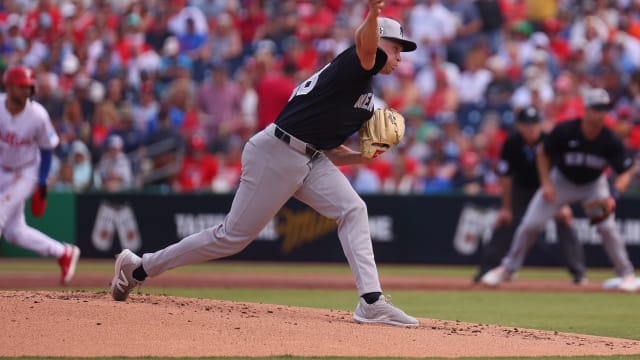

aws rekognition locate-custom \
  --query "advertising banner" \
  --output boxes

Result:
[76,193,640,267]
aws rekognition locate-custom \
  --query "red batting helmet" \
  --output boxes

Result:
[3,66,36,88]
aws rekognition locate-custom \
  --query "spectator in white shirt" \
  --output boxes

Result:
[407,0,457,69]
[96,134,134,192]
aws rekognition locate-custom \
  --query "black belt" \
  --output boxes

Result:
[274,126,321,159]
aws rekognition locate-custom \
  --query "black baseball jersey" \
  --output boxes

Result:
[496,131,543,189]
[275,46,387,150]
[543,119,634,184]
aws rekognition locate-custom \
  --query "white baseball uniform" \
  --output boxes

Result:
[0,93,65,258]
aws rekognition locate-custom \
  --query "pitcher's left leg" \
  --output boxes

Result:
[294,157,418,327]
[294,157,380,295]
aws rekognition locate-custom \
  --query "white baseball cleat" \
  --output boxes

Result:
[603,275,640,292]
[110,249,143,301]
[353,294,419,327]
[617,274,639,293]
[480,266,512,287]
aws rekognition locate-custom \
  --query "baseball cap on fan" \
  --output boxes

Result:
[517,106,541,124]
[377,17,417,52]
[584,88,612,111]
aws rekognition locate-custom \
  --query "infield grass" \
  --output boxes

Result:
[10,356,640,360]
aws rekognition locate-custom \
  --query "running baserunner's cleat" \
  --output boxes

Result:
[58,244,80,285]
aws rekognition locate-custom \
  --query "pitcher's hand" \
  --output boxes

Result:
[495,207,513,228]
[369,0,384,16]
[542,183,556,203]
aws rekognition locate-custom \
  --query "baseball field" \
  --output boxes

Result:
[1,258,640,359]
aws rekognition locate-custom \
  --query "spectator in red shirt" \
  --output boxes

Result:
[174,134,218,193]
[114,13,154,67]
[423,69,459,120]
[297,0,336,42]
[499,0,528,28]
[238,0,267,49]
[545,72,584,126]
[544,18,571,65]
[613,104,640,152]
[280,36,318,80]
[256,59,298,131]
[212,136,244,193]
[22,0,63,44]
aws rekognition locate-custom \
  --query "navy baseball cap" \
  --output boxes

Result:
[516,106,541,124]
[377,17,417,52]
[584,88,612,111]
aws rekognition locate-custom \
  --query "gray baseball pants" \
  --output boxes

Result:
[141,124,382,295]
[502,168,635,276]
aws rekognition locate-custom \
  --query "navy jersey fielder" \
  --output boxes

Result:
[111,0,420,327]
[481,88,638,292]
[0,66,80,285]
[473,106,585,284]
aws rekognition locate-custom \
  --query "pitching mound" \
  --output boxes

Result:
[1,290,639,358]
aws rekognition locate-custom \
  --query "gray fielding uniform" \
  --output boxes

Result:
[142,46,389,295]
[474,130,584,282]
[502,119,635,276]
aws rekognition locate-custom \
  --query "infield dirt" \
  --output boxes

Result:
[1,271,640,358]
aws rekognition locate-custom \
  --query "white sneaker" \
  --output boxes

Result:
[353,294,419,327]
[480,266,512,287]
[618,274,639,293]
[110,249,143,301]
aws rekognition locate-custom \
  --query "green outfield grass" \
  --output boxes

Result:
[0,259,625,280]
[10,357,640,360]
[2,260,640,359]
[11,357,640,360]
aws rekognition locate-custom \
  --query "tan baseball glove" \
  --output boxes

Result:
[582,197,616,225]
[359,108,406,159]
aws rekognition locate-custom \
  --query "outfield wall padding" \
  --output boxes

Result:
[68,192,640,268]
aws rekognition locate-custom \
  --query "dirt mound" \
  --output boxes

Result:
[1,290,639,358]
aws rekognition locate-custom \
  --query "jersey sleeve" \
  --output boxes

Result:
[334,46,387,78]
[371,48,388,74]
[34,103,60,150]
[608,135,635,174]
[495,136,514,176]
[542,125,563,156]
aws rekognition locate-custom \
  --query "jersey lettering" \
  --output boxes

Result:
[564,152,607,169]
[353,93,375,111]
[0,130,31,146]
[290,63,331,99]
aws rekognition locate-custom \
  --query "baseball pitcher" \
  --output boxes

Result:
[111,1,419,327]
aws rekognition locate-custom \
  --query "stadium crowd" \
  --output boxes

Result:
[4,0,640,195]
